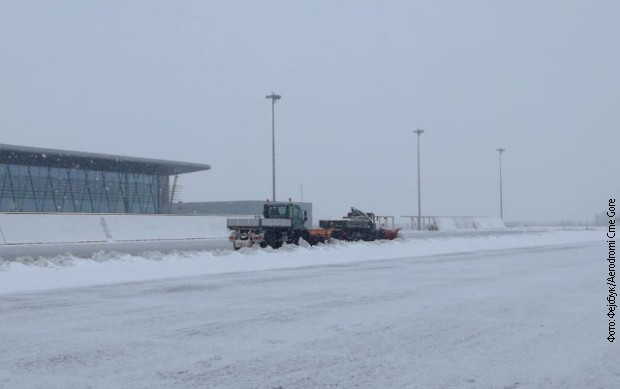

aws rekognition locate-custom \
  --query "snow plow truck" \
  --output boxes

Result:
[227,202,400,250]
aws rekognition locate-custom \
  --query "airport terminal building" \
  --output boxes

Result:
[0,143,210,214]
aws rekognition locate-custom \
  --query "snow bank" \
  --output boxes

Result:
[0,228,600,294]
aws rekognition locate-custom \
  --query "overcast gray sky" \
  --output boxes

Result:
[1,1,617,223]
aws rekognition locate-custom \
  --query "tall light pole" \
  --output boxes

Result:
[497,148,506,220]
[265,92,281,201]
[414,128,424,230]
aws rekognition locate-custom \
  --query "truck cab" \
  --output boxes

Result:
[263,203,307,231]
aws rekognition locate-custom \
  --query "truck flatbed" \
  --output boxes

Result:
[226,217,292,229]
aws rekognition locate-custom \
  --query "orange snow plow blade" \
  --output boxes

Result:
[379,228,401,240]
[307,228,332,238]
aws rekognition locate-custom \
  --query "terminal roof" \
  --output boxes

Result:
[0,143,211,175]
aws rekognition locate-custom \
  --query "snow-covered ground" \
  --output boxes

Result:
[0,228,614,388]
[0,228,598,294]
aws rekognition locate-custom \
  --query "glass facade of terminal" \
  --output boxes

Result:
[0,163,164,213]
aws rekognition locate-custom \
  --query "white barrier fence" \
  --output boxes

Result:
[399,216,506,231]
[0,212,506,246]
[0,213,229,245]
